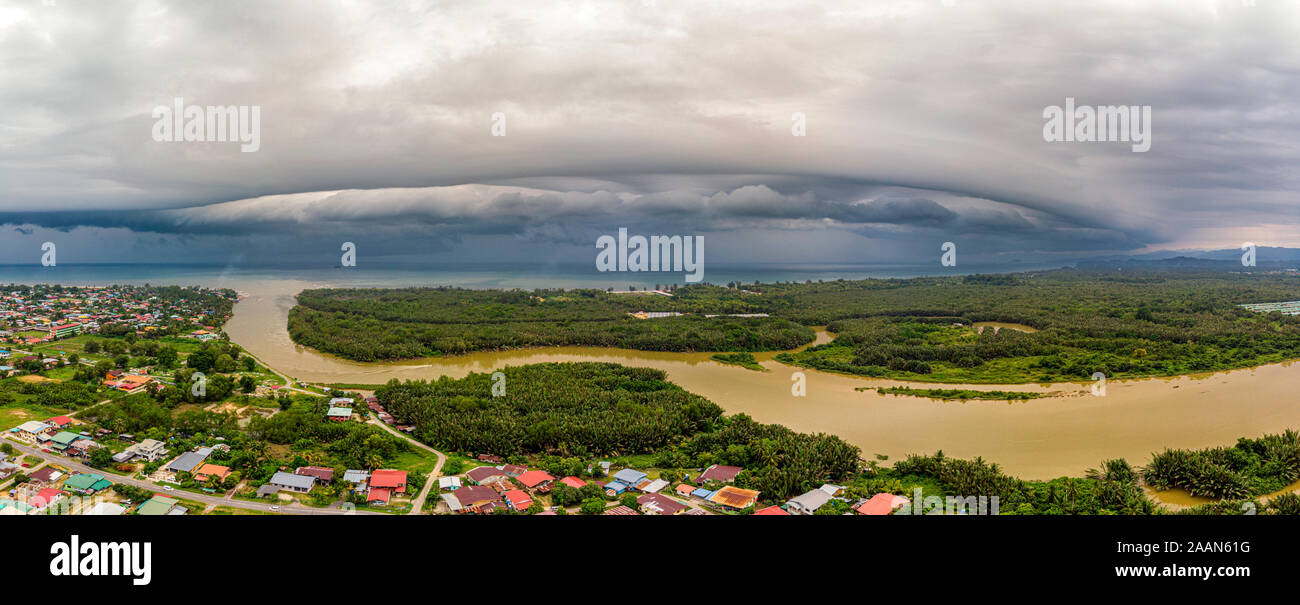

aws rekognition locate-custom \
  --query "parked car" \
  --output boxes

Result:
[163,485,174,491]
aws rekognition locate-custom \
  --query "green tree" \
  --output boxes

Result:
[579,497,607,515]
[89,447,114,468]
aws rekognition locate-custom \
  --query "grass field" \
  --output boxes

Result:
[209,505,274,515]
[0,401,70,430]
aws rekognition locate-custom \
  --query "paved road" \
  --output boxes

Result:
[368,418,446,514]
[3,438,381,516]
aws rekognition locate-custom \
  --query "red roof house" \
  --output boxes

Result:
[559,476,587,489]
[855,493,911,516]
[754,505,790,516]
[503,489,533,511]
[47,416,73,428]
[34,487,63,507]
[294,466,335,483]
[367,487,393,505]
[369,469,408,494]
[697,464,743,483]
[516,470,555,490]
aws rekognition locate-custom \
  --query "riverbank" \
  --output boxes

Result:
[222,279,1300,481]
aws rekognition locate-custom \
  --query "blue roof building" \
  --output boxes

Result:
[612,468,647,487]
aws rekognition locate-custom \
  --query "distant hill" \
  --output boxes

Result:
[1074,246,1300,271]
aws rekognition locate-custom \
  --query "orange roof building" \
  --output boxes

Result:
[855,493,911,516]
[706,486,760,510]
[193,464,231,483]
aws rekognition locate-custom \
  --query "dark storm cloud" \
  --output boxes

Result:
[0,0,1296,263]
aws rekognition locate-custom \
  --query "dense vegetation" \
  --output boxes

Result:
[710,352,764,371]
[375,362,862,500]
[672,414,861,500]
[290,308,812,361]
[376,363,725,456]
[870,386,1051,400]
[769,269,1300,383]
[1143,430,1300,500]
[890,453,1159,514]
[289,269,1300,382]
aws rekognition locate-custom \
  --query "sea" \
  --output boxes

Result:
[0,260,1072,291]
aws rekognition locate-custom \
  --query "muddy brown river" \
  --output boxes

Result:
[224,280,1300,484]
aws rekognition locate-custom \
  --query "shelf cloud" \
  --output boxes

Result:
[0,0,1296,264]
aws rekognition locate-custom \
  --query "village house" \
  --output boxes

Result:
[68,439,99,458]
[697,464,743,484]
[638,478,669,494]
[193,464,232,483]
[438,476,461,491]
[27,466,63,486]
[137,495,185,515]
[819,484,847,498]
[268,471,315,493]
[855,493,911,516]
[63,473,112,494]
[442,485,502,514]
[707,486,761,511]
[367,469,407,505]
[786,489,832,515]
[109,374,154,394]
[295,466,334,484]
[48,431,84,453]
[558,476,586,490]
[754,505,790,516]
[605,468,647,496]
[15,420,51,441]
[343,469,369,490]
[503,488,533,511]
[115,438,167,463]
[515,470,555,492]
[165,450,211,476]
[326,406,353,422]
[637,493,688,515]
[466,466,511,486]
[13,482,59,508]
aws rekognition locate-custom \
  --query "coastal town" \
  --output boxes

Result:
[3,388,913,517]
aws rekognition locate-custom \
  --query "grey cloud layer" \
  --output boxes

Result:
[0,0,1296,261]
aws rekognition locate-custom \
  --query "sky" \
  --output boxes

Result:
[0,0,1297,269]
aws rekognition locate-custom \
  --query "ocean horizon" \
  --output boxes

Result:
[0,260,1073,291]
